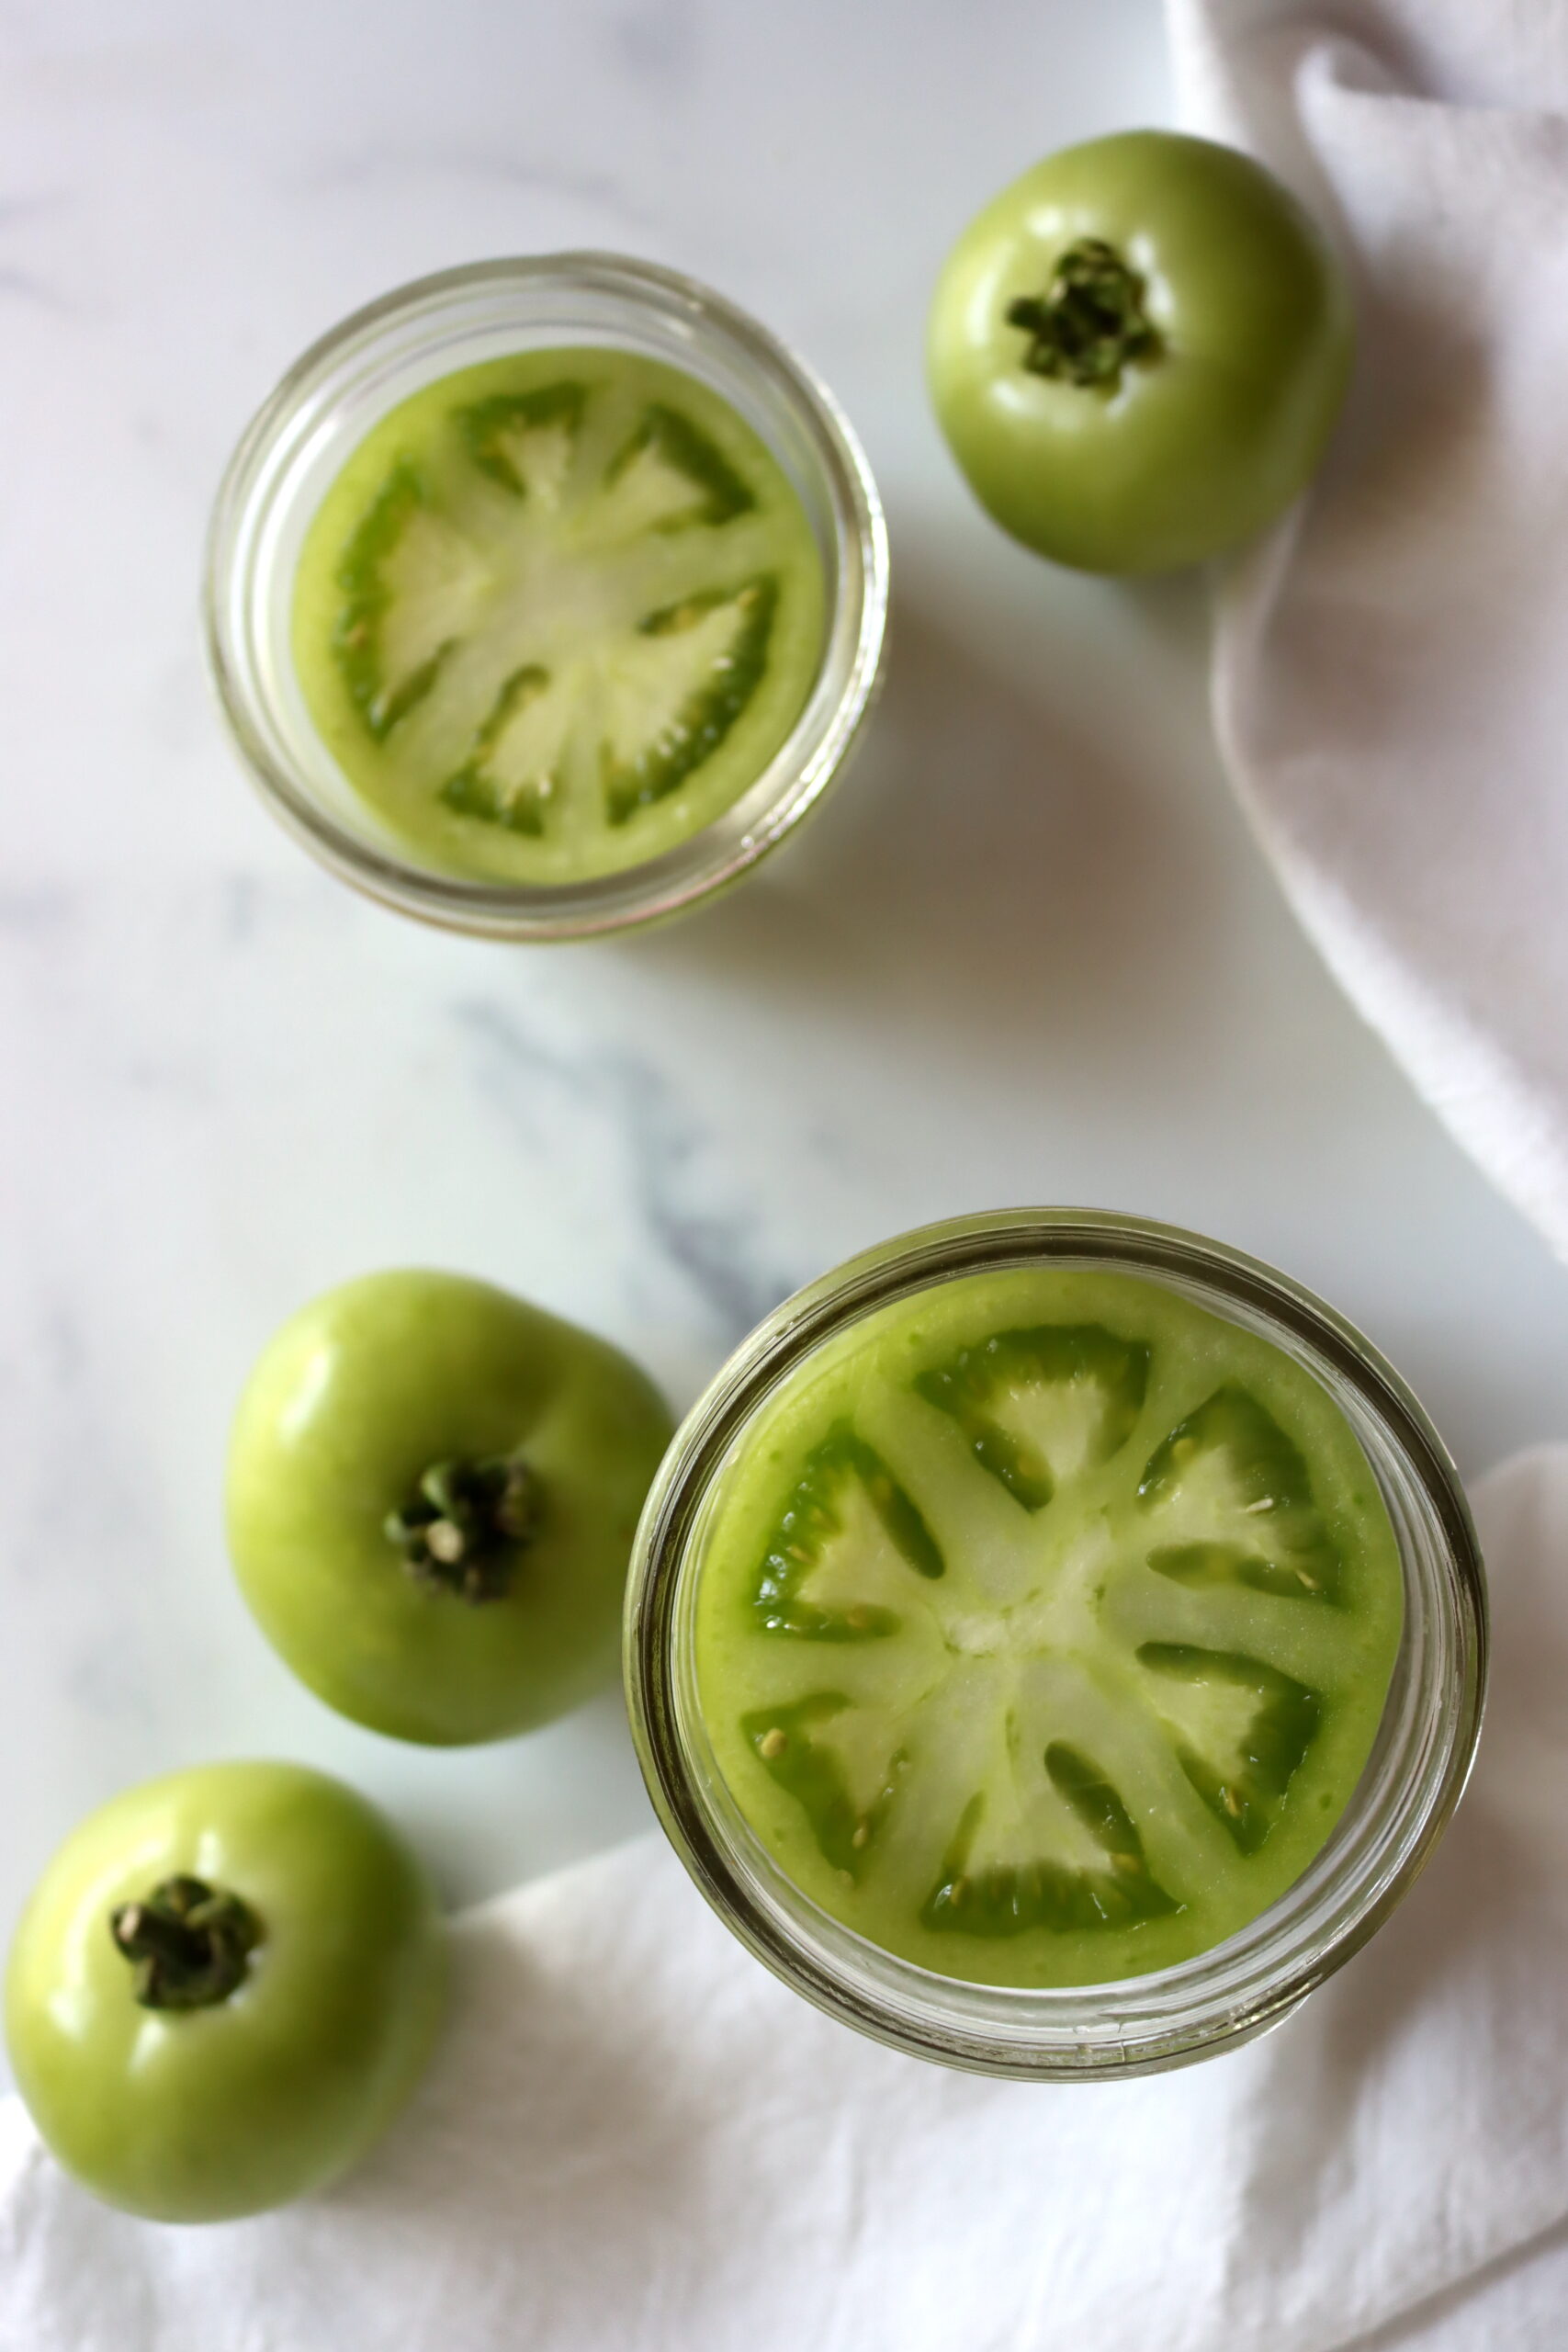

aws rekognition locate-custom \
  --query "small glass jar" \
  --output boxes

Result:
[204,254,888,941]
[625,1208,1487,2080]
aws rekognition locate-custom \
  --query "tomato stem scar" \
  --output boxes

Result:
[109,1876,261,2011]
[384,1451,539,1602]
[1006,239,1159,390]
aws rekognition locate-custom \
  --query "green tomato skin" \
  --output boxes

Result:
[227,1271,676,1746]
[927,130,1354,574]
[5,1763,446,2223]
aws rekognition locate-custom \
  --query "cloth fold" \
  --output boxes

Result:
[2,1450,1565,2351]
[1168,0,1568,1261]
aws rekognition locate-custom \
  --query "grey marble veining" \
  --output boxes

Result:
[4,0,1568,2095]
[455,999,802,1342]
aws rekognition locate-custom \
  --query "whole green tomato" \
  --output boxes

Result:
[5,1761,446,2222]
[927,130,1353,573]
[227,1270,675,1746]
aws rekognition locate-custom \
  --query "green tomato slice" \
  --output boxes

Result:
[693,1266,1404,1989]
[291,350,827,884]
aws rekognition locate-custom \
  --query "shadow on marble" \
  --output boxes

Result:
[621,580,1231,1087]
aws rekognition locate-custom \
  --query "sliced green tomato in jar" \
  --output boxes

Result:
[290,350,827,885]
[693,1266,1404,1989]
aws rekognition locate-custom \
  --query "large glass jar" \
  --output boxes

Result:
[626,1208,1487,2079]
[205,254,887,940]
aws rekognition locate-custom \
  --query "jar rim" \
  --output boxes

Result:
[624,1207,1488,2079]
[203,252,888,941]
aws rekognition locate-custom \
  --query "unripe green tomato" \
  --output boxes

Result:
[6,1762,446,2222]
[227,1270,675,1746]
[927,130,1353,574]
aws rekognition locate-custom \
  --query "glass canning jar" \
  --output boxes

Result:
[625,1208,1487,2080]
[205,254,887,941]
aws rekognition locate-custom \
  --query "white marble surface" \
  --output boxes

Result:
[4,0,1567,2089]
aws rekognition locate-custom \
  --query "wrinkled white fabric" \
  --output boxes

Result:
[0,1447,1563,2352]
[1168,0,1568,1259]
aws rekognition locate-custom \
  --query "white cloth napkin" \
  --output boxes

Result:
[1168,0,1568,1261]
[2,1447,1564,2351]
